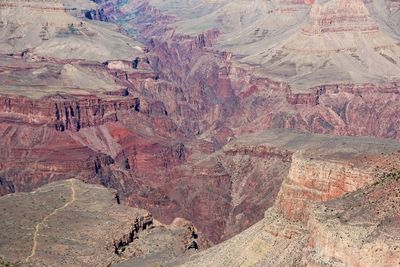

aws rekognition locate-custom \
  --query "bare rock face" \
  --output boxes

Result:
[122,133,293,244]
[366,0,400,35]
[168,208,309,267]
[0,179,197,266]
[1,0,400,261]
[247,0,400,89]
[92,0,400,141]
[0,177,15,195]
[164,131,400,267]
[302,173,400,266]
[276,152,377,222]
[306,0,379,33]
[127,129,400,245]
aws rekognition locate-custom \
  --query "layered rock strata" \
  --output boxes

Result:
[1,0,400,250]
[167,132,400,266]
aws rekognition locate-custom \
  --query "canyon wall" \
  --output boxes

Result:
[302,170,400,266]
[91,0,400,141]
[172,132,400,266]
[305,0,379,34]
[276,152,375,222]
[1,0,400,250]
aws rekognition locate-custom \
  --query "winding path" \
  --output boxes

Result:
[25,180,76,263]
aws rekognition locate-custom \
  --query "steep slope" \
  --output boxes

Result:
[0,54,127,98]
[146,0,400,89]
[149,0,311,56]
[1,0,400,256]
[0,0,151,100]
[92,0,400,142]
[0,0,143,61]
[168,208,308,267]
[122,129,400,244]
[243,0,400,89]
[168,138,400,267]
[0,179,198,266]
[171,175,400,266]
[302,172,400,266]
[367,0,400,36]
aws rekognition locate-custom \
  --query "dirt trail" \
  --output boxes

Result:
[25,180,76,263]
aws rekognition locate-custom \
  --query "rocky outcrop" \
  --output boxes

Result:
[0,94,143,131]
[1,0,400,257]
[123,132,295,244]
[92,0,400,143]
[84,8,109,21]
[166,208,309,267]
[173,172,400,266]
[276,152,375,222]
[0,177,15,195]
[112,213,153,255]
[286,86,326,105]
[170,134,400,267]
[302,171,400,266]
[122,129,400,245]
[0,0,144,61]
[304,0,379,34]
[0,179,196,267]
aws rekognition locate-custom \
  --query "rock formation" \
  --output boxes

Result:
[0,0,400,265]
[0,0,143,61]
[166,131,400,267]
[302,172,400,266]
[0,179,199,266]
[306,0,379,33]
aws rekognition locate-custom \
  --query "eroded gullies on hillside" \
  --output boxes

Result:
[145,0,400,90]
[0,0,143,61]
[0,0,400,246]
[168,143,400,266]
[0,0,400,265]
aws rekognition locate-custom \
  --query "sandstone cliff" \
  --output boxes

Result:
[92,0,400,142]
[1,0,400,254]
[163,130,400,266]
[302,172,400,266]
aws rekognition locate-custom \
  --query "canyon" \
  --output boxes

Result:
[0,0,399,265]
[166,132,400,267]
[168,174,400,266]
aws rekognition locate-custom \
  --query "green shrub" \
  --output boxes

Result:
[68,24,77,34]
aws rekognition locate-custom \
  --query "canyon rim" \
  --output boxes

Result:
[0,0,400,266]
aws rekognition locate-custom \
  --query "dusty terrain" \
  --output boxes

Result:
[146,0,400,89]
[0,179,198,266]
[167,138,400,267]
[1,0,400,242]
[0,0,399,265]
[0,0,143,61]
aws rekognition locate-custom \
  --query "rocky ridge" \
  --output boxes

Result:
[167,131,400,266]
[0,0,143,61]
[1,0,400,256]
[0,179,200,266]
